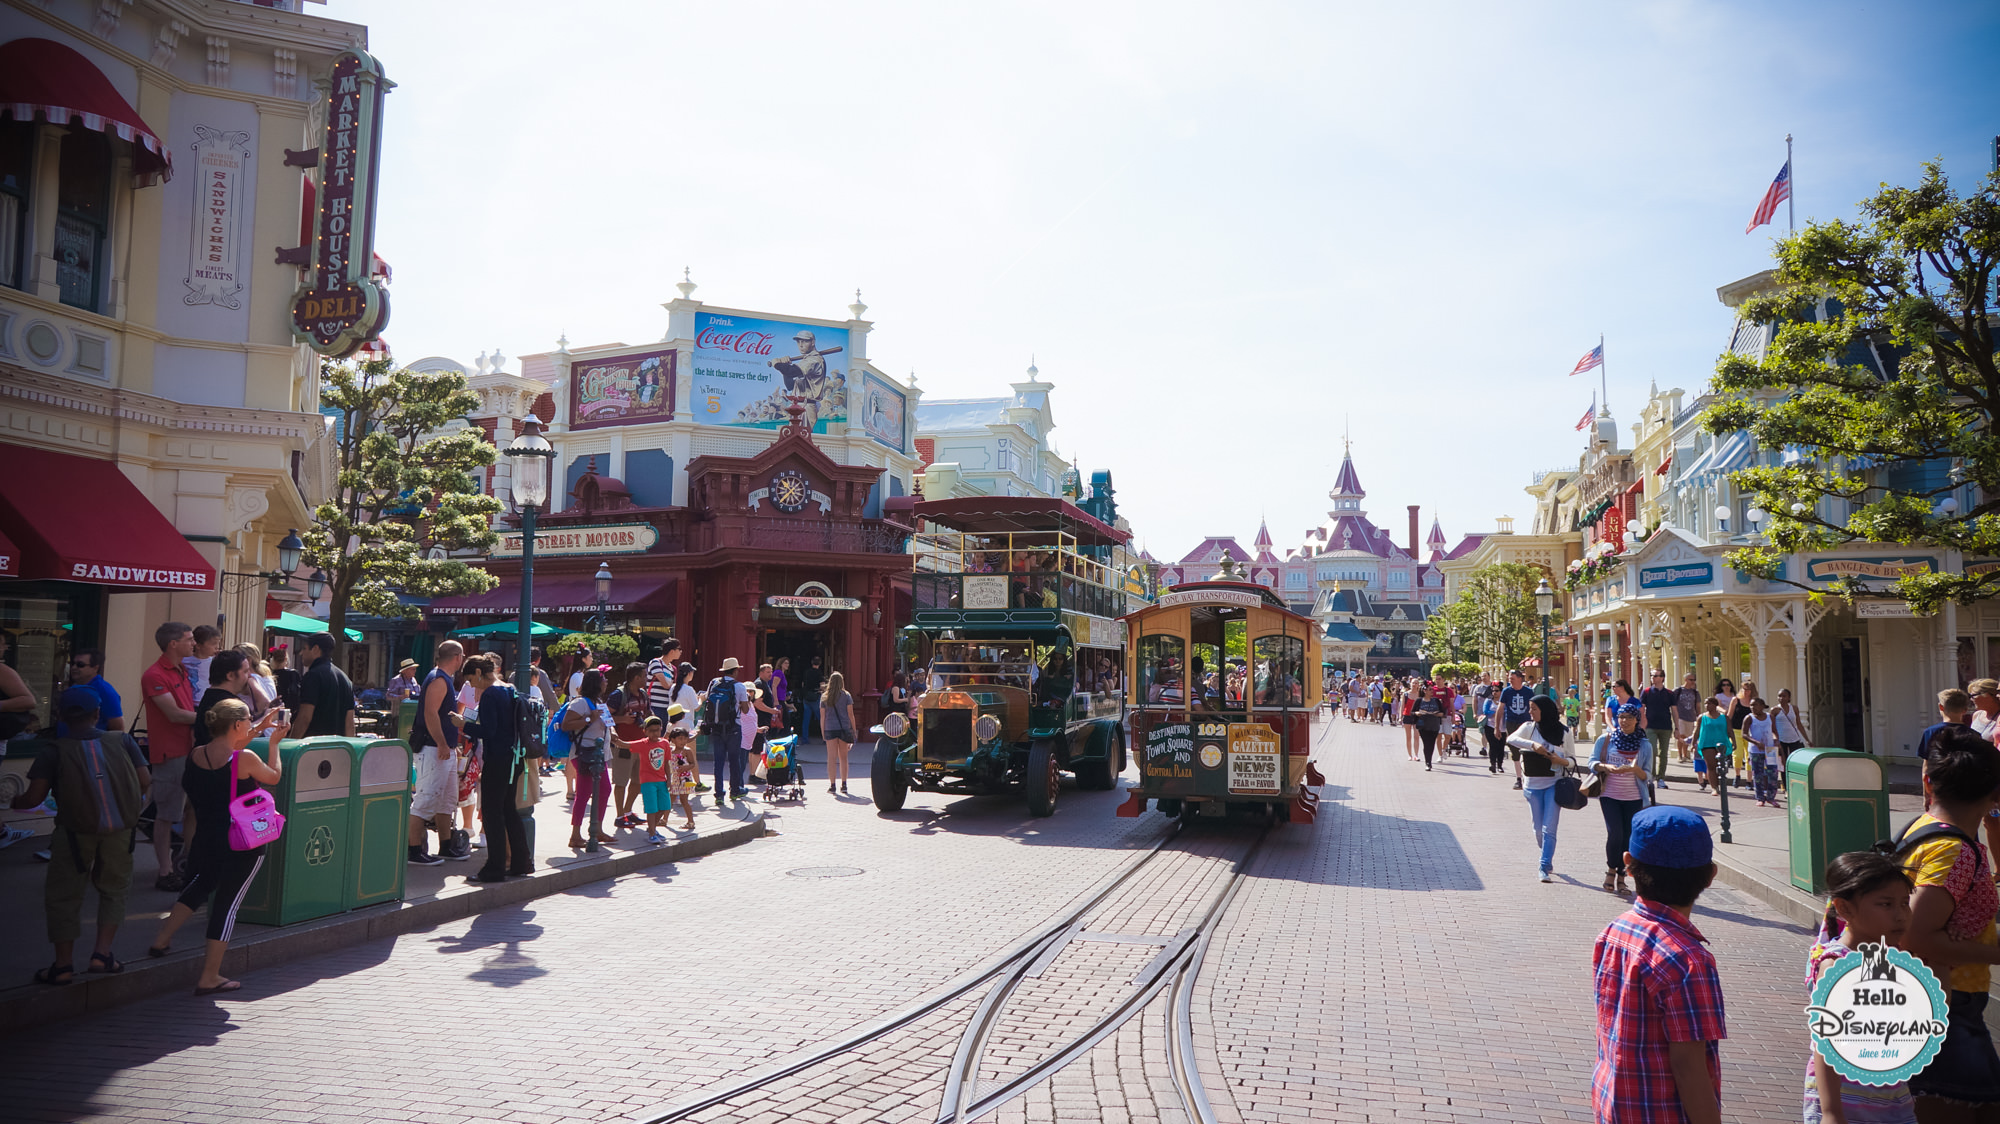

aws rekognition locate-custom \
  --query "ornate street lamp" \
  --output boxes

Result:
[505,417,555,691]
[220,527,308,594]
[1533,576,1555,697]
[591,561,614,633]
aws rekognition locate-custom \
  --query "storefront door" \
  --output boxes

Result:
[1838,637,1866,751]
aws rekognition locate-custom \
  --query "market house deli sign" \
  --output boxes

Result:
[290,51,392,357]
[492,523,659,558]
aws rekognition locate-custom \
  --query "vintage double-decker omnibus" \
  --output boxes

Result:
[1116,581,1326,823]
[871,497,1132,817]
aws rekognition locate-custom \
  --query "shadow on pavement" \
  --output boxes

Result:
[429,907,552,989]
[1285,799,1485,892]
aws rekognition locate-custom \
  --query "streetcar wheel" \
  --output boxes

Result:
[870,738,908,812]
[1026,739,1061,817]
[1114,729,1127,776]
[1075,748,1115,791]
[1156,797,1182,818]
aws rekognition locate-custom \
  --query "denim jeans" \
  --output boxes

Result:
[1523,784,1561,874]
[802,698,820,741]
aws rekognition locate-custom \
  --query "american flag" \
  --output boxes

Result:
[1575,398,1596,432]
[1568,344,1604,377]
[1746,160,1792,233]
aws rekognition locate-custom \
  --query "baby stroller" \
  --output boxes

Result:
[761,733,806,803]
[1444,710,1471,756]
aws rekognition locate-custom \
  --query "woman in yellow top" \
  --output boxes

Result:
[1894,728,2000,1114]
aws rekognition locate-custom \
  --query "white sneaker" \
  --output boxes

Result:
[0,825,34,849]
[473,832,486,850]
[1539,871,1554,883]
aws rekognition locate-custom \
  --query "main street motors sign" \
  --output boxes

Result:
[492,523,658,558]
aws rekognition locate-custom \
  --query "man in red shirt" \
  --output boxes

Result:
[139,621,198,891]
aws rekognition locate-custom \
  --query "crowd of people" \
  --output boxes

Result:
[7,621,877,992]
[1336,665,2000,1122]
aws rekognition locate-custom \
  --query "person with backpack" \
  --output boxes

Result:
[563,669,615,851]
[11,688,151,985]
[701,657,751,803]
[471,665,535,883]
[1891,729,2000,1113]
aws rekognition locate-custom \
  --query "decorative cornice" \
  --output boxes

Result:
[0,362,325,439]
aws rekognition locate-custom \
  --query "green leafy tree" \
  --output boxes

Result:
[1421,562,1553,674]
[308,359,502,646]
[1704,161,2000,612]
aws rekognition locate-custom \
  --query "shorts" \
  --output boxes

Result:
[611,752,636,786]
[640,781,673,814]
[148,756,188,823]
[411,745,460,821]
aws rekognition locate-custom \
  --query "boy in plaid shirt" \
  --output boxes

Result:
[1591,806,1725,1124]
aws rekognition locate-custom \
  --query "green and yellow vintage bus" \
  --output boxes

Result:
[1116,580,1326,824]
[871,497,1133,817]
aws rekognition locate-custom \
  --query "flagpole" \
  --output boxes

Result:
[1786,133,1794,232]
[1599,334,1608,415]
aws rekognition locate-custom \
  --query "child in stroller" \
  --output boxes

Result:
[761,732,806,803]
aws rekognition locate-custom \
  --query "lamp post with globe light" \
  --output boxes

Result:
[504,418,555,691]
[1533,576,1555,697]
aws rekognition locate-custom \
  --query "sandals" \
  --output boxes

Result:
[33,963,74,986]
[1602,871,1618,892]
[147,943,170,959]
[193,979,242,996]
[88,952,124,974]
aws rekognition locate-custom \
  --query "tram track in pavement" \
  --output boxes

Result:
[629,819,1269,1124]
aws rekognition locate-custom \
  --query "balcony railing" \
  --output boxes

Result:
[912,530,1124,619]
[687,517,905,555]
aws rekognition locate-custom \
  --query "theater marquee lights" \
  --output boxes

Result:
[289,50,392,357]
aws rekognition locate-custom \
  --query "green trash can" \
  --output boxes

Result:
[1786,747,1890,894]
[350,739,411,909]
[395,699,419,742]
[240,737,357,926]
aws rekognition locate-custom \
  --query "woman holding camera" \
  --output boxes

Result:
[146,698,287,995]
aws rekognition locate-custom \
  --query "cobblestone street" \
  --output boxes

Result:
[5,717,1844,1123]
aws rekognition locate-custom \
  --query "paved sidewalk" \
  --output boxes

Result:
[1210,717,1857,1123]
[0,767,766,1031]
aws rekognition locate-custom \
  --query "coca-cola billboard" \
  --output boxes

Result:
[691,311,848,432]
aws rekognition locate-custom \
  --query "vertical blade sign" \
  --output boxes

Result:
[290,50,392,357]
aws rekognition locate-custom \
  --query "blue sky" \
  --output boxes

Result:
[341,0,2000,561]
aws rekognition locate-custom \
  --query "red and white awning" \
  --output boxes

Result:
[0,38,171,183]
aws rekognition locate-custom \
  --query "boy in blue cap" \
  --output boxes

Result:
[1591,806,1725,1124]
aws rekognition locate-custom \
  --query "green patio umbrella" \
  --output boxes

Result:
[449,620,574,638]
[265,610,361,642]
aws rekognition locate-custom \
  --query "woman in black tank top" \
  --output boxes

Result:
[146,697,286,994]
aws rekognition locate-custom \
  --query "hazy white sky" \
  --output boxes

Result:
[342,0,2000,561]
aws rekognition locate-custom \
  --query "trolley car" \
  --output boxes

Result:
[871,497,1131,817]
[1115,580,1326,823]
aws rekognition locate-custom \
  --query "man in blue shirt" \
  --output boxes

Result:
[59,648,123,736]
[1498,670,1536,790]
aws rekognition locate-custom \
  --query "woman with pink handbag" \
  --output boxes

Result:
[145,697,288,995]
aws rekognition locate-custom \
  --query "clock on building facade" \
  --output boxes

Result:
[770,469,811,513]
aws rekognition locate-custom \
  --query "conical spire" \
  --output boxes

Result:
[1330,452,1365,501]
[1426,516,1446,547]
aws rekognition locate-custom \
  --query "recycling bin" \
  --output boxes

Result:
[240,737,357,926]
[350,739,411,909]
[1786,747,1890,894]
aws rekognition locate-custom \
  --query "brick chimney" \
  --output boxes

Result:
[1407,505,1420,555]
